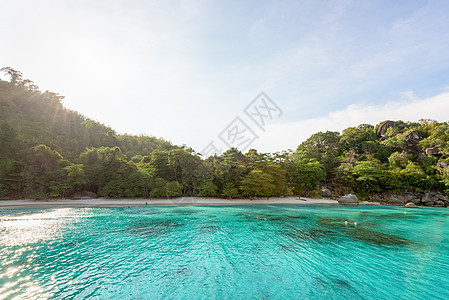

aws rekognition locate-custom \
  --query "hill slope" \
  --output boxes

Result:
[1,68,448,203]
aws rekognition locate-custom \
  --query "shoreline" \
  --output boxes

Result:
[0,196,345,208]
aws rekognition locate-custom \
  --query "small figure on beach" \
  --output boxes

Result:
[146,202,148,206]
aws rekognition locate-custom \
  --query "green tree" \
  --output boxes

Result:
[340,125,377,153]
[208,148,248,195]
[24,145,68,198]
[352,160,385,193]
[221,182,239,198]
[198,180,218,197]
[388,152,412,169]
[1,67,23,85]
[64,164,88,191]
[165,181,183,198]
[420,124,449,154]
[294,156,325,196]
[79,147,140,197]
[240,169,275,197]
[0,121,24,196]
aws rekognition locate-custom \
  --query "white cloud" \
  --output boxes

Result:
[2,0,449,155]
[252,91,449,153]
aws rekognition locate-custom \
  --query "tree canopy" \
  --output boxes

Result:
[1,68,449,199]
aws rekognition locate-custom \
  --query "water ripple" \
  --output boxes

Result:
[0,206,448,299]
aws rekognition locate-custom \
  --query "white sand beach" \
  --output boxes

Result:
[0,197,341,208]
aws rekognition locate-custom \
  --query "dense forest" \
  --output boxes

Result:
[1,67,449,200]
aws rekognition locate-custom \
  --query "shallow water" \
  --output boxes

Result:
[1,206,448,299]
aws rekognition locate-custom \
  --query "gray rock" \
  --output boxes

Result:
[437,161,449,169]
[436,193,449,202]
[410,198,421,204]
[399,193,417,203]
[338,193,359,206]
[321,189,332,197]
[382,193,406,206]
[404,202,419,208]
[404,130,423,155]
[386,197,405,206]
[426,147,442,156]
[71,191,98,200]
[405,130,423,141]
[421,192,435,205]
[376,120,396,138]
[435,201,445,207]
[367,194,382,202]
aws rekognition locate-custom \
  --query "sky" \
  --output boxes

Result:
[1,0,449,155]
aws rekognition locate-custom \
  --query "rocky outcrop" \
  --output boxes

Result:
[338,194,359,206]
[437,161,449,169]
[404,202,419,208]
[404,130,423,155]
[426,147,442,156]
[367,191,449,207]
[406,130,423,141]
[421,192,435,206]
[321,188,332,197]
[71,191,99,200]
[377,120,396,138]
[386,195,405,206]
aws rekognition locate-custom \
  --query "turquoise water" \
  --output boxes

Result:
[1,206,449,299]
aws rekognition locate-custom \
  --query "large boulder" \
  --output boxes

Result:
[71,191,99,200]
[426,147,442,156]
[421,192,436,206]
[321,188,332,197]
[409,197,422,205]
[436,193,449,205]
[366,194,382,202]
[338,193,359,206]
[381,192,413,205]
[437,161,449,169]
[405,130,423,141]
[404,202,419,208]
[435,201,445,207]
[403,130,424,155]
[386,196,405,206]
[376,120,396,138]
[398,192,419,203]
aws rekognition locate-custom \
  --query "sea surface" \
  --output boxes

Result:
[0,205,448,299]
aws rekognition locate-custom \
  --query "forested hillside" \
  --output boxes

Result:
[1,68,449,200]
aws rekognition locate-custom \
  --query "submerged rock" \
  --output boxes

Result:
[338,194,359,206]
[199,225,220,233]
[348,227,412,246]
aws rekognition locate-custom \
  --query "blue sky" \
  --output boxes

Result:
[1,0,449,154]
